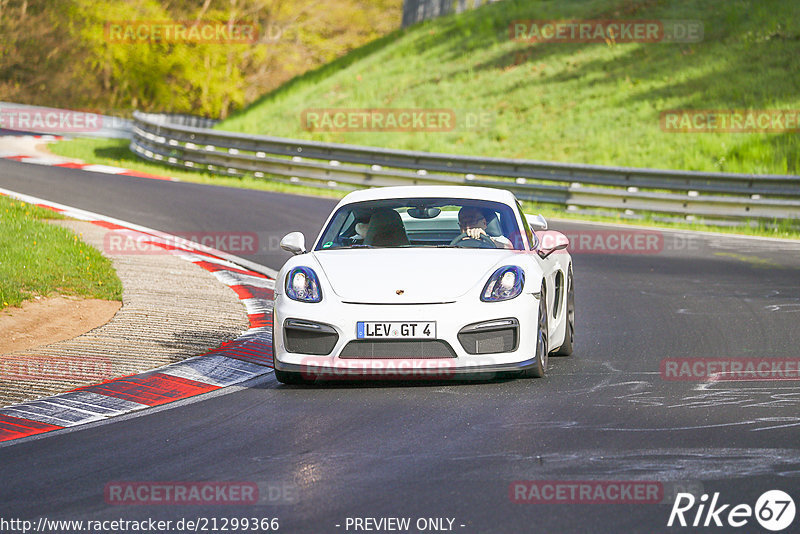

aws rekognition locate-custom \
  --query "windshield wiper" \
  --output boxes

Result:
[318,244,374,250]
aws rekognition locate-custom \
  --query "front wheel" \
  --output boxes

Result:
[522,293,548,378]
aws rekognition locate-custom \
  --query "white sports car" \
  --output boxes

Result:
[273,185,573,383]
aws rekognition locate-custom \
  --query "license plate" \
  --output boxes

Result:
[357,322,436,339]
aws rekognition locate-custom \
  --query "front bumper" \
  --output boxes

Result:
[273,294,540,380]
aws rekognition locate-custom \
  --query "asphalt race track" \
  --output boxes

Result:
[2,158,800,533]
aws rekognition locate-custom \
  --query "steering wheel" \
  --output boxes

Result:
[451,232,497,249]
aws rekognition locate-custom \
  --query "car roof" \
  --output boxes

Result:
[336,186,518,206]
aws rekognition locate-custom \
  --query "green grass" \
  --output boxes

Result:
[0,196,123,310]
[218,0,800,175]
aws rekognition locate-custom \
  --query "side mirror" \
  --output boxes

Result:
[526,213,548,231]
[280,232,306,255]
[537,230,569,259]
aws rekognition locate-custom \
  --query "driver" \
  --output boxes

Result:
[454,206,513,249]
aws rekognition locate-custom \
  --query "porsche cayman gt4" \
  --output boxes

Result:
[273,186,574,383]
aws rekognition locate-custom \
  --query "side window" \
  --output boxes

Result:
[340,212,355,237]
[515,201,536,250]
[316,209,351,249]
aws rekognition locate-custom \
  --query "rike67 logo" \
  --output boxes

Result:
[668,490,795,531]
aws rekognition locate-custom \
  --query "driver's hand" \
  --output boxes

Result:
[465,227,486,240]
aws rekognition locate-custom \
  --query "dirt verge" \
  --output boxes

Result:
[0,296,121,355]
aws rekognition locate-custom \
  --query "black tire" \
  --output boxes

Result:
[553,267,574,356]
[522,292,548,378]
[274,368,311,385]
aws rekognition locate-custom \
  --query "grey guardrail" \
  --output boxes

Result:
[131,111,800,221]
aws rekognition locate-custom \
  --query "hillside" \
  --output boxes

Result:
[0,0,401,118]
[218,0,800,175]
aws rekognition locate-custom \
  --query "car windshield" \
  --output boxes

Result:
[314,197,525,251]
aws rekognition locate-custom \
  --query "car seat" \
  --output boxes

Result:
[364,209,410,247]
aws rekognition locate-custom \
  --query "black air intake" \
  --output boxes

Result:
[339,340,457,359]
[284,319,338,355]
[458,318,519,355]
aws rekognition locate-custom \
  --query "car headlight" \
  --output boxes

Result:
[481,266,525,302]
[285,267,322,303]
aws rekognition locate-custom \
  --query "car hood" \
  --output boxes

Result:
[313,248,521,304]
